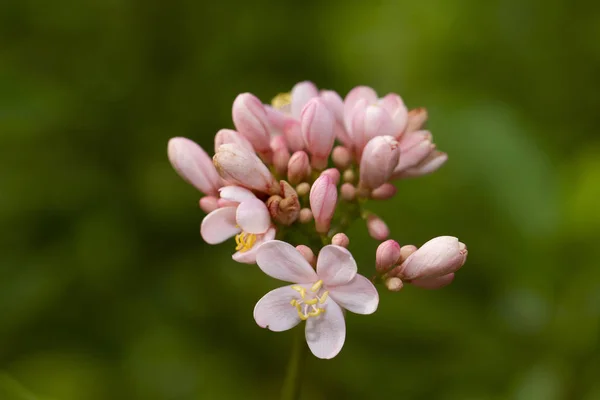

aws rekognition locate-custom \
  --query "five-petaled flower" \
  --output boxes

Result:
[253,240,379,359]
[201,186,275,264]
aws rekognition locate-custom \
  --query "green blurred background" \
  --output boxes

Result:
[2,0,600,399]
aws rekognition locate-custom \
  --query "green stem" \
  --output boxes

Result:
[280,327,308,400]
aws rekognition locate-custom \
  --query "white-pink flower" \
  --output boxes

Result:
[200,186,275,264]
[253,240,379,359]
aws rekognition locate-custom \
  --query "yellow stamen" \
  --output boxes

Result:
[304,298,318,306]
[234,232,257,253]
[318,291,329,304]
[291,285,306,299]
[311,280,323,292]
[271,92,291,109]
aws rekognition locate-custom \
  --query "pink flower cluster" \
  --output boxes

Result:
[168,81,468,359]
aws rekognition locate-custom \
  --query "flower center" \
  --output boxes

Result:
[271,92,292,112]
[235,232,257,253]
[289,280,329,321]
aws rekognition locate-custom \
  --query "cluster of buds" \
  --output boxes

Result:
[168,81,467,359]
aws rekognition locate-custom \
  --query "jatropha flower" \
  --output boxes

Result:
[254,240,378,359]
[200,186,276,264]
[167,81,468,369]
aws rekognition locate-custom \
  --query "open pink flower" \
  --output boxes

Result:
[200,186,275,264]
[254,240,379,359]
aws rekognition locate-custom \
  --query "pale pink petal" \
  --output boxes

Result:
[219,186,256,203]
[232,227,276,264]
[291,81,319,118]
[316,245,357,286]
[168,137,222,196]
[344,86,378,128]
[328,274,379,315]
[305,298,346,359]
[265,105,287,132]
[256,240,318,283]
[200,207,240,244]
[411,273,455,289]
[254,285,302,331]
[236,198,270,234]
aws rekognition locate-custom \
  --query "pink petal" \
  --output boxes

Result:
[168,137,222,196]
[236,198,270,234]
[291,81,319,118]
[305,298,346,359]
[316,245,357,286]
[344,86,378,128]
[254,285,302,331]
[219,186,256,203]
[256,240,318,283]
[411,273,455,289]
[232,227,276,264]
[200,207,240,244]
[328,274,379,315]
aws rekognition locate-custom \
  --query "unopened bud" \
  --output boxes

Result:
[287,151,310,185]
[367,215,390,240]
[370,183,397,200]
[376,239,401,272]
[340,183,356,201]
[321,168,340,185]
[385,277,404,292]
[331,233,350,247]
[332,146,352,169]
[271,135,290,176]
[199,196,219,213]
[299,208,313,223]
[405,107,428,134]
[343,169,355,183]
[296,182,310,196]
[296,244,316,266]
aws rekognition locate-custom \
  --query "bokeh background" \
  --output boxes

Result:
[2,0,600,399]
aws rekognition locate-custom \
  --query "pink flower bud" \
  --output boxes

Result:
[264,105,286,133]
[217,198,238,208]
[411,273,455,289]
[370,183,397,200]
[392,136,434,178]
[367,215,389,240]
[213,144,279,194]
[398,151,448,178]
[295,244,316,266]
[271,135,290,176]
[299,208,313,223]
[321,90,352,147]
[283,119,305,153]
[405,107,428,134]
[379,93,408,137]
[300,98,335,169]
[168,137,222,196]
[385,277,404,292]
[376,239,401,272]
[350,104,396,152]
[321,168,340,185]
[309,175,338,233]
[199,196,219,213]
[399,236,467,280]
[214,129,254,154]
[344,85,378,129]
[332,146,352,169]
[359,136,400,189]
[291,81,319,118]
[399,245,418,263]
[232,93,271,152]
[331,233,350,247]
[340,183,356,201]
[287,151,310,185]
